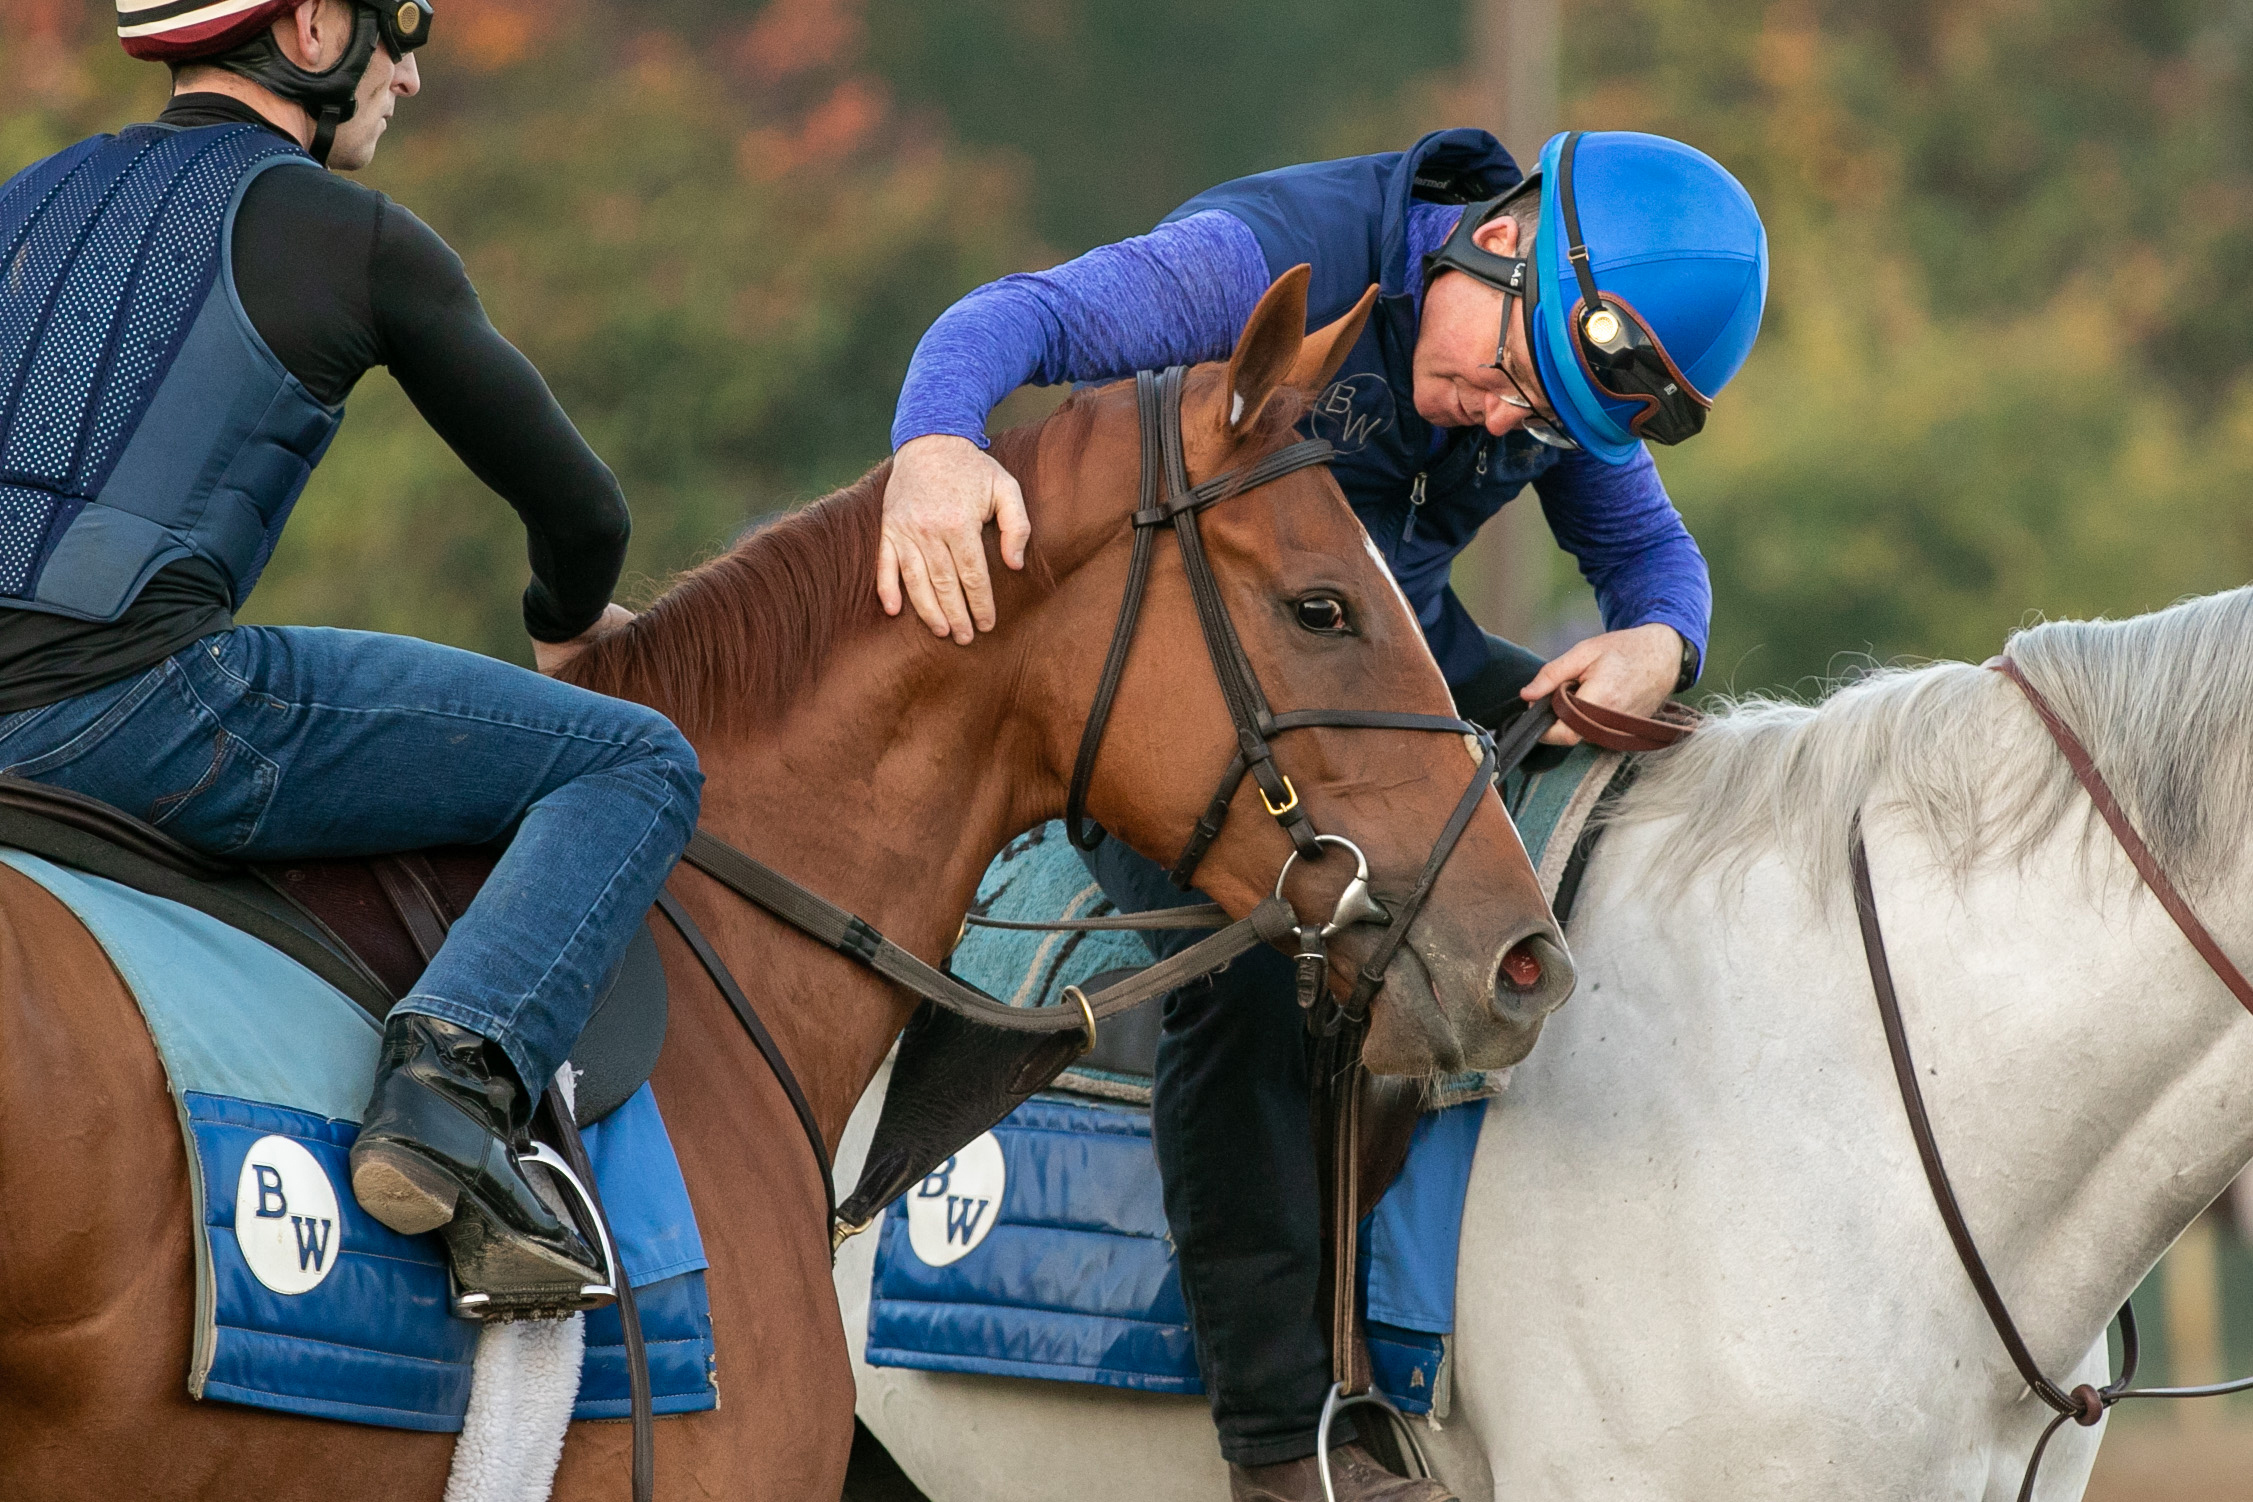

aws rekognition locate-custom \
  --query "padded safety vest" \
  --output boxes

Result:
[0,123,338,623]
[1164,129,1557,686]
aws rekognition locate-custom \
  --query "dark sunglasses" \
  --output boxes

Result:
[367,0,433,60]
[1553,131,1710,446]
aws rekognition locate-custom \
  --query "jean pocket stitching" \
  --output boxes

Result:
[199,635,289,714]
[0,664,175,780]
[146,728,280,854]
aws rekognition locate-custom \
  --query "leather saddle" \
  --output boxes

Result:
[0,776,665,1126]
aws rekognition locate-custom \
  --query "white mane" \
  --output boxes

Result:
[1609,586,2253,900]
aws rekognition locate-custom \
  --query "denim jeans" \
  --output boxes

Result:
[1076,630,1548,1466]
[0,626,702,1097]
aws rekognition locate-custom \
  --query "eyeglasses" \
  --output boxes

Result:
[1488,287,1577,450]
[1554,131,1710,446]
[1423,189,1577,451]
[366,0,433,60]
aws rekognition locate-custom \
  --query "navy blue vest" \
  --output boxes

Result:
[1165,129,1551,685]
[0,123,339,623]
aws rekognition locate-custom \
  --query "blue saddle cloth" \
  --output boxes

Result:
[0,849,718,1432]
[865,1093,1480,1413]
[866,747,1617,1413]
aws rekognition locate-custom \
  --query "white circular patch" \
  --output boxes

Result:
[905,1131,1006,1267]
[234,1135,344,1295]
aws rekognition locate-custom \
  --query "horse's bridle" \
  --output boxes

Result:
[1064,365,1518,1028]
[1852,655,2253,1502]
[651,361,1555,1260]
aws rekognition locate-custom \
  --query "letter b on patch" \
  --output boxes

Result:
[905,1131,1004,1267]
[234,1135,343,1295]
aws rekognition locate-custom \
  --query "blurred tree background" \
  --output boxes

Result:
[4,0,2251,692]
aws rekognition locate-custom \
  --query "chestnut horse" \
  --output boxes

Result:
[0,272,1570,1498]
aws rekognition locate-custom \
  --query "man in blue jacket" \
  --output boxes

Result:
[881,128,1766,1500]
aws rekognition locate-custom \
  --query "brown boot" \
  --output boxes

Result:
[1229,1443,1456,1502]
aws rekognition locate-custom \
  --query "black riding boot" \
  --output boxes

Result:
[1230,1445,1456,1502]
[348,1013,603,1306]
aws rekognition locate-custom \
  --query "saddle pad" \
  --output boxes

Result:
[863,1092,1484,1416]
[0,849,716,1431]
[954,824,1155,1102]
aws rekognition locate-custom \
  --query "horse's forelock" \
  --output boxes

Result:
[1606,586,2253,902]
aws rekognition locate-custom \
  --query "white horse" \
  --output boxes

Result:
[835,587,2253,1501]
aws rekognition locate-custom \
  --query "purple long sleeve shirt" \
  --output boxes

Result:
[892,204,1711,664]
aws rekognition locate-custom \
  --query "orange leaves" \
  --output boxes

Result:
[733,0,867,86]
[446,0,549,73]
[736,77,887,182]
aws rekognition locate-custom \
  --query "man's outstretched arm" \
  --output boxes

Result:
[883,211,1270,642]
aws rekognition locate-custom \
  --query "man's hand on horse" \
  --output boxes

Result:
[878,433,1031,645]
[1521,622,1685,746]
[534,602,636,676]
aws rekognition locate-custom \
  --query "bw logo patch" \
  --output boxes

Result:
[1308,373,1394,456]
[906,1131,1005,1267]
[234,1135,342,1295]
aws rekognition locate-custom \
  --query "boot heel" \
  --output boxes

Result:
[351,1143,461,1235]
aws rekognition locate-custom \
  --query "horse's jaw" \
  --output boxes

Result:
[1361,928,1574,1077]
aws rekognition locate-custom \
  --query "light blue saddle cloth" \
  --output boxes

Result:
[0,849,717,1432]
[867,746,1618,1413]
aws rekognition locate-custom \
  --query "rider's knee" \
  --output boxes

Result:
[614,707,705,830]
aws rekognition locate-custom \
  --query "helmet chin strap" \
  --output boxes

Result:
[214,6,384,166]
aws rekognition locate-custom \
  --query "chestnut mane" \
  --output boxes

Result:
[561,377,1308,740]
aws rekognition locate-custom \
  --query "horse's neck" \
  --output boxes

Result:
[1846,806,2253,1362]
[685,628,1056,1148]
[1567,804,2253,1377]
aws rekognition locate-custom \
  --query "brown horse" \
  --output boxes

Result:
[0,271,1571,1499]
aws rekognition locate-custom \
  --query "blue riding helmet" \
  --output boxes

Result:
[1524,131,1768,465]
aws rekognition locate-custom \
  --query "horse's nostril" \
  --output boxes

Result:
[1499,938,1543,992]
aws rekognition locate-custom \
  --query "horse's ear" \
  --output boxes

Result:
[1287,283,1377,394]
[1220,264,1311,441]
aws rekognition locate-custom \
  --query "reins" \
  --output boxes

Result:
[1851,656,2253,1502]
[657,361,1512,1253]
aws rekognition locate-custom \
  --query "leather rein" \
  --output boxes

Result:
[1850,655,2253,1502]
[653,361,1513,1247]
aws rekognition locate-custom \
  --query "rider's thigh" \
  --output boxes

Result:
[0,654,281,854]
[180,625,699,860]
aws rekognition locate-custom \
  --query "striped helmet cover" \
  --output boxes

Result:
[117,0,302,62]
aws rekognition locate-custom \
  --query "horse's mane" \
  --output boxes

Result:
[1609,586,2253,900]
[561,375,1306,739]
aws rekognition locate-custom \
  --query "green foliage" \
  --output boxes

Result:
[2,3,1038,663]
[8,0,2253,694]
[860,0,1466,247]
[1565,0,2253,691]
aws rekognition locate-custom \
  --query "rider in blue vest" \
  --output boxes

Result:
[884,127,1766,1501]
[0,0,697,1312]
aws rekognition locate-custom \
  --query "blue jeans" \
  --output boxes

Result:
[0,626,702,1097]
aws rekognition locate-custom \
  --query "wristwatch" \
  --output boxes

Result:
[1673,632,1701,694]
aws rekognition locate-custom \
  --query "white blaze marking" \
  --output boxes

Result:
[235,1135,343,1295]
[1359,531,1419,624]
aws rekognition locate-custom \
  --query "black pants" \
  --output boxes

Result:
[1082,632,1544,1466]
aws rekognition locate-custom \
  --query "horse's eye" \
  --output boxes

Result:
[1296,596,1349,634]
